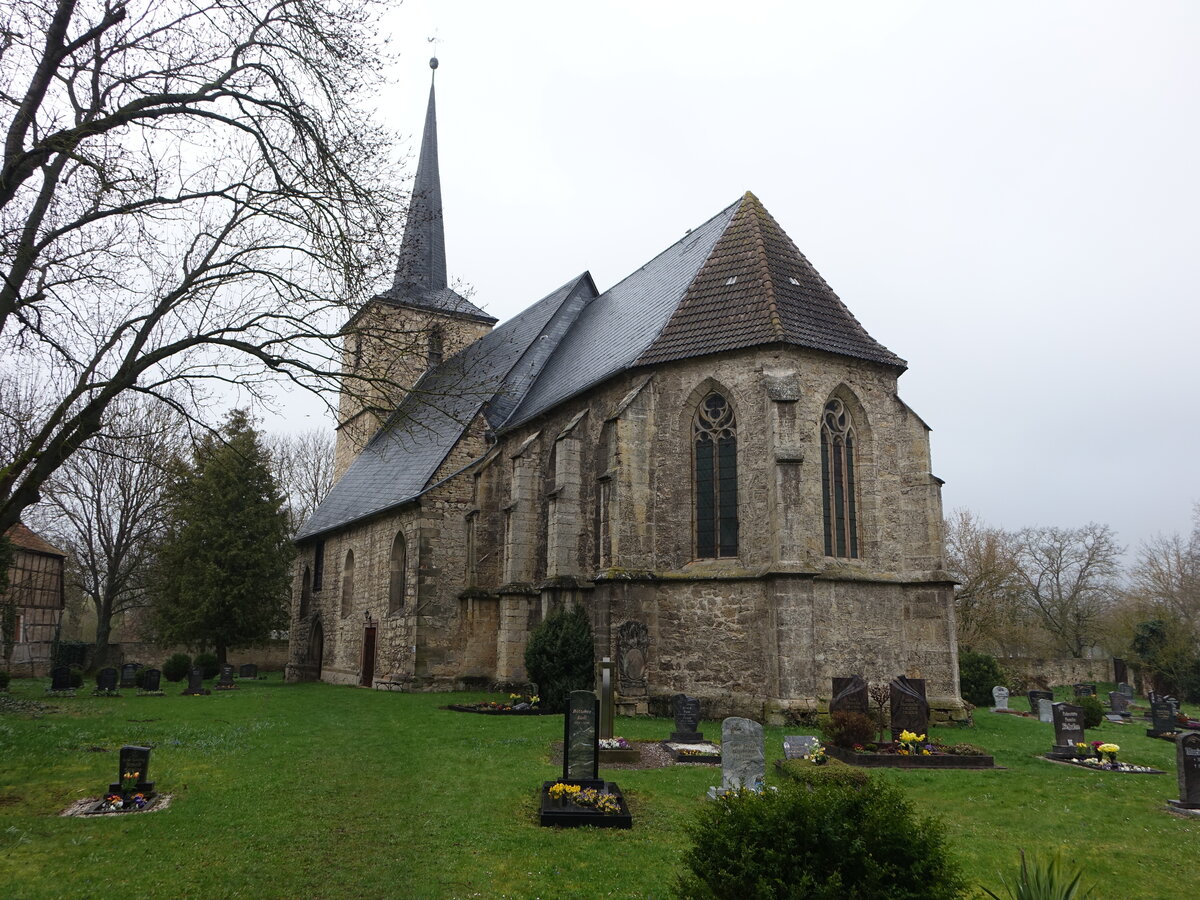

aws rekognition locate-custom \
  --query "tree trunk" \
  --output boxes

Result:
[216,643,227,665]
[93,600,112,669]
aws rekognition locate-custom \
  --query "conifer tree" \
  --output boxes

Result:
[150,411,293,663]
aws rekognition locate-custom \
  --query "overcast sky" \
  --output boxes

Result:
[275,0,1200,557]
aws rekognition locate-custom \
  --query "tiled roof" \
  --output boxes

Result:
[4,523,65,557]
[376,286,496,324]
[296,274,596,539]
[636,193,904,369]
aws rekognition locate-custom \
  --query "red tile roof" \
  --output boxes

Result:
[4,523,66,557]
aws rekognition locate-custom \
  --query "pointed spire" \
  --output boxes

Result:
[392,58,447,295]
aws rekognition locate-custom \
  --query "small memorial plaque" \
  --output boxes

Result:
[991,686,1009,710]
[830,675,869,717]
[141,669,161,692]
[1051,702,1085,753]
[709,717,765,797]
[783,735,820,760]
[95,667,118,691]
[670,694,703,742]
[564,690,599,783]
[889,677,929,738]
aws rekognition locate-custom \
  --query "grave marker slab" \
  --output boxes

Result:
[1109,692,1131,716]
[670,694,704,743]
[238,663,258,680]
[829,675,869,717]
[182,666,207,696]
[215,665,236,689]
[991,686,1010,710]
[783,735,820,760]
[708,717,765,798]
[107,745,155,799]
[1073,683,1096,698]
[1171,732,1200,810]
[889,677,929,738]
[1049,702,1085,757]
[1149,697,1179,737]
[598,657,615,740]
[1038,698,1054,723]
[119,663,138,688]
[95,667,118,692]
[1028,690,1053,715]
[49,666,72,691]
[1117,682,1134,699]
[563,690,599,783]
[140,669,161,692]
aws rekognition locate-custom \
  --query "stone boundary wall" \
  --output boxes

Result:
[2,640,289,677]
[999,656,1114,690]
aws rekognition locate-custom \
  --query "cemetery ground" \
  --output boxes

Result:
[0,680,1198,899]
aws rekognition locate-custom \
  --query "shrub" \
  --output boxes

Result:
[0,671,10,691]
[943,742,987,757]
[819,710,876,748]
[981,850,1098,900]
[1077,695,1104,729]
[193,653,219,679]
[163,653,192,682]
[959,650,1007,708]
[675,776,967,899]
[775,757,871,790]
[523,604,593,713]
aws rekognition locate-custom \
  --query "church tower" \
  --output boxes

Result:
[334,58,497,479]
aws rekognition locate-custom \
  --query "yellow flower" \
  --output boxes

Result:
[1098,743,1119,754]
[899,730,918,743]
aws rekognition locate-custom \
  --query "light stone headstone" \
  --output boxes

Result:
[1118,682,1134,699]
[708,717,765,798]
[783,735,820,760]
[991,686,1009,710]
[1038,698,1054,723]
[563,690,599,783]
[598,657,615,740]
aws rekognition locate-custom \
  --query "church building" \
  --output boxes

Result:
[287,61,964,721]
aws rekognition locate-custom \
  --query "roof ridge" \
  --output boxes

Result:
[744,194,786,341]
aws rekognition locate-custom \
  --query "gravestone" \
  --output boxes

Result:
[107,745,155,799]
[1073,683,1096,698]
[182,666,207,696]
[1038,698,1054,723]
[49,666,72,691]
[1049,702,1085,757]
[119,663,138,688]
[1149,696,1178,736]
[216,665,236,689]
[670,694,704,743]
[95,667,118,692]
[1108,691,1131,717]
[829,675,869,717]
[1117,682,1134,699]
[889,676,929,738]
[783,735,820,760]
[707,717,765,798]
[239,663,258,680]
[598,657,615,740]
[563,690,599,783]
[616,621,649,697]
[1113,657,1128,685]
[140,669,162,693]
[1028,690,1053,715]
[1171,732,1200,811]
[991,686,1010,710]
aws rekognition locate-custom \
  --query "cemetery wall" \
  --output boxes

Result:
[1000,656,1115,690]
[2,641,291,677]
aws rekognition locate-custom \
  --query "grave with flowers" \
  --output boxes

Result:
[82,746,160,815]
[663,694,720,763]
[597,657,641,763]
[539,690,631,828]
[447,690,547,714]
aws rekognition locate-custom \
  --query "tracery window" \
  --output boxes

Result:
[821,398,859,558]
[388,533,407,614]
[694,392,738,558]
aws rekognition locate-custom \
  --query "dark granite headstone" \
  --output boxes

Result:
[1174,732,1200,810]
[708,717,765,797]
[598,657,615,740]
[830,675,869,717]
[889,677,929,738]
[182,666,207,695]
[1150,697,1178,736]
[49,666,72,691]
[1108,691,1131,716]
[1028,690,1053,714]
[670,694,703,743]
[239,663,258,680]
[783,735,820,760]
[216,665,236,689]
[141,669,162,692]
[1073,683,1096,698]
[95,667,118,691]
[108,745,155,799]
[1117,682,1134,699]
[563,690,599,783]
[1050,702,1085,754]
[119,663,138,688]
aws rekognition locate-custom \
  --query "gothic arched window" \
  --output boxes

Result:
[694,392,738,558]
[341,549,355,617]
[821,398,859,558]
[388,532,407,614]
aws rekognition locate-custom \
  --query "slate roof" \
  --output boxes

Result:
[296,274,596,539]
[636,192,904,369]
[5,523,65,557]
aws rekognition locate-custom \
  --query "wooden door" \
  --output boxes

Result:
[360,625,377,686]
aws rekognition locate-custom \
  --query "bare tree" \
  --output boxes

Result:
[1012,523,1124,658]
[33,396,180,666]
[945,509,1026,654]
[267,427,335,535]
[0,0,416,537]
[1129,507,1200,636]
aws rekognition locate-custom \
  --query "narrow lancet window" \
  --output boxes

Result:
[821,398,859,558]
[694,392,738,558]
[388,533,407,614]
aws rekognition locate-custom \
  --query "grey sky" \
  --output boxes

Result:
[277,0,1200,556]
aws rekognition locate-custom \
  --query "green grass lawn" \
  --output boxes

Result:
[0,677,1197,899]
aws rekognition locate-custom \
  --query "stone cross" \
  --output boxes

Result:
[598,657,615,740]
[1173,732,1200,810]
[991,686,1009,710]
[563,690,599,783]
[708,717,765,798]
[670,694,703,743]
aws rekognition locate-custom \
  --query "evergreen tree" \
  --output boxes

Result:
[150,411,293,663]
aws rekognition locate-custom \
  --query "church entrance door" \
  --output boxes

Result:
[360,625,377,686]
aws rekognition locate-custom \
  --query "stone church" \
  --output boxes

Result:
[286,61,963,720]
